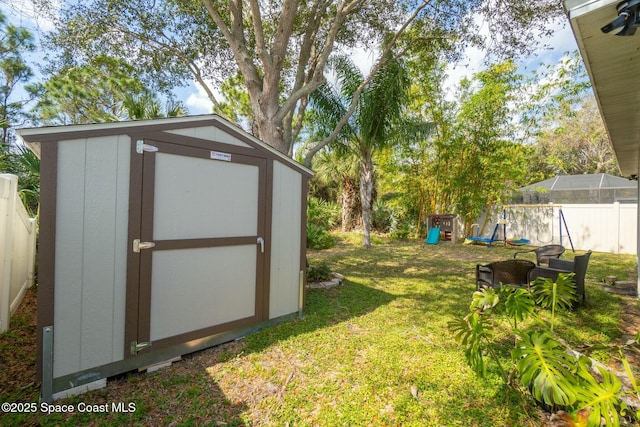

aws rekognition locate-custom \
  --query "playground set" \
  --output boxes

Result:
[426,207,575,251]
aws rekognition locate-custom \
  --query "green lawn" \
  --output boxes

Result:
[1,234,638,426]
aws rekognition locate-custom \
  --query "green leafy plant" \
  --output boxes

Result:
[574,363,625,427]
[306,197,339,249]
[451,278,639,427]
[307,223,335,250]
[306,261,332,282]
[307,197,340,229]
[504,288,535,329]
[512,330,577,407]
[450,312,492,377]
[531,273,577,331]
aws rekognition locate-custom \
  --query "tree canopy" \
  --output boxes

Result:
[31,55,149,125]
[519,51,618,179]
[41,0,564,158]
[376,59,531,235]
[0,10,36,145]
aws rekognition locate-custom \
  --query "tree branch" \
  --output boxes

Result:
[104,25,226,114]
[201,0,263,96]
[275,0,354,123]
[248,0,270,71]
[292,0,325,91]
[262,0,300,106]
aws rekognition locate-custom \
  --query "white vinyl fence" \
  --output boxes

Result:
[0,174,37,333]
[498,203,637,255]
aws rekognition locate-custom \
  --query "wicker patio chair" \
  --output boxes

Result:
[528,250,592,304]
[513,244,565,266]
[476,259,536,290]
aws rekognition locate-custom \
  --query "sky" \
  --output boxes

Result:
[2,1,580,116]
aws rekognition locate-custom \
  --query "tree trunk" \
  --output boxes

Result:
[341,176,360,232]
[359,154,374,248]
[250,87,292,154]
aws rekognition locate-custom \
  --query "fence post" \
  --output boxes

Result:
[613,202,621,255]
[0,174,18,333]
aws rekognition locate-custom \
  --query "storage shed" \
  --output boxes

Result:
[17,115,313,401]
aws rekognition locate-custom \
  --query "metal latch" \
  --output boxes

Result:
[136,140,159,154]
[133,239,156,253]
[130,341,152,355]
[257,237,264,253]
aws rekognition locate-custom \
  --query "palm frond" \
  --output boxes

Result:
[308,83,353,142]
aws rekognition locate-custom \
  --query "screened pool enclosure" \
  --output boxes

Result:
[516,173,637,204]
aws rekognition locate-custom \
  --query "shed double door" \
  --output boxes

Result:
[126,137,268,356]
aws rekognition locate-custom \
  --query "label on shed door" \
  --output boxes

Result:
[210,151,232,161]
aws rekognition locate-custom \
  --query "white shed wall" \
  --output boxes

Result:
[165,126,251,148]
[269,161,302,319]
[150,246,257,341]
[153,153,259,240]
[53,136,130,378]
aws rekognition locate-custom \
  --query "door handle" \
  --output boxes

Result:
[133,239,155,253]
[257,237,264,253]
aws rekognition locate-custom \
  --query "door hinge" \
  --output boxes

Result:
[136,140,159,154]
[130,340,152,355]
[133,239,156,253]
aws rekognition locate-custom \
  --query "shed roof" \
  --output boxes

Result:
[520,173,636,192]
[16,114,313,177]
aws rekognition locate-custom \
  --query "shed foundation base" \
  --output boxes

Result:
[52,379,106,401]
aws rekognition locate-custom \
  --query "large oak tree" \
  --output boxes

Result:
[40,0,563,158]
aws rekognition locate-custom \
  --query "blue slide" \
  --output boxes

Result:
[426,227,440,245]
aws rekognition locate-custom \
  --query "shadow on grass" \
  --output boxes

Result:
[240,279,397,354]
[559,285,630,345]
[4,240,632,426]
[0,277,397,426]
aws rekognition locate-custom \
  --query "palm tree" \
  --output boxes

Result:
[122,93,187,120]
[311,148,361,232]
[308,56,409,247]
[1,143,40,218]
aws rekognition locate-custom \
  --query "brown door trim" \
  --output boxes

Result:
[124,138,145,358]
[137,130,259,159]
[36,143,58,378]
[261,160,274,320]
[126,136,269,356]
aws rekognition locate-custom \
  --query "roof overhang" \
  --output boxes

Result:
[564,0,640,176]
[16,114,313,177]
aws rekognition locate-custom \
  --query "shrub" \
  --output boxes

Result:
[389,222,413,240]
[306,197,339,250]
[307,223,335,250]
[372,199,414,239]
[306,261,331,282]
[450,274,640,426]
[307,197,340,228]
